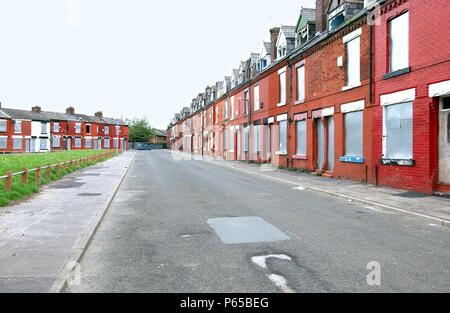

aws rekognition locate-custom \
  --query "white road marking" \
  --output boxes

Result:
[267,274,294,293]
[293,186,306,191]
[251,254,292,269]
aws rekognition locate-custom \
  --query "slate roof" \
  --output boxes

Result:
[301,8,316,22]
[0,108,50,121]
[281,25,297,39]
[263,42,271,54]
[102,116,127,126]
[41,111,80,122]
[0,110,10,119]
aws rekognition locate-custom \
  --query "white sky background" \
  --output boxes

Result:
[0,0,315,130]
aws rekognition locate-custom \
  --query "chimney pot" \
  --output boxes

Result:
[94,111,103,118]
[31,106,41,113]
[66,106,75,115]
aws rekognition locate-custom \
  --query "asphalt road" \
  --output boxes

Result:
[69,150,450,292]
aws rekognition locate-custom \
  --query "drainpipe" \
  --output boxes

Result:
[369,24,373,104]
[248,80,252,163]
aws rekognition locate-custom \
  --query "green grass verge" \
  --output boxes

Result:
[0,150,118,207]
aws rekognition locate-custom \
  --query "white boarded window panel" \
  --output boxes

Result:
[279,72,286,104]
[254,125,260,152]
[13,138,22,149]
[347,36,360,86]
[75,137,82,148]
[385,102,413,159]
[15,121,21,133]
[230,129,234,151]
[52,136,60,148]
[0,120,6,132]
[344,111,363,156]
[0,137,7,149]
[390,12,409,72]
[297,65,305,101]
[86,138,92,148]
[296,120,307,155]
[254,85,260,111]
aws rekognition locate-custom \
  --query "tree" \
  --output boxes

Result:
[127,117,155,143]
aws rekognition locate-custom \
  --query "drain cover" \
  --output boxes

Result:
[207,216,290,244]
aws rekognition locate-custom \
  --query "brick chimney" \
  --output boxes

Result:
[31,106,41,113]
[66,106,75,115]
[94,111,103,118]
[270,27,280,63]
[316,0,331,34]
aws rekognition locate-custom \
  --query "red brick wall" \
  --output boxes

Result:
[372,0,450,193]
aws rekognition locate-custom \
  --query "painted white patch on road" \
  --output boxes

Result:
[251,254,292,269]
[363,205,393,214]
[293,186,306,191]
[267,274,294,293]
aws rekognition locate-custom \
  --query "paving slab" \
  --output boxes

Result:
[0,151,135,293]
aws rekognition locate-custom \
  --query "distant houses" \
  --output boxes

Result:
[0,105,128,153]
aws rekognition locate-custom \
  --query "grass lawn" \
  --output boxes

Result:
[0,150,116,207]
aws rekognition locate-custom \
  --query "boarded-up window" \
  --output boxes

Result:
[13,138,22,149]
[104,138,110,148]
[85,138,92,148]
[297,65,305,101]
[254,125,260,152]
[344,111,363,156]
[296,120,307,155]
[347,36,360,86]
[385,102,413,159]
[0,120,6,132]
[41,122,47,134]
[254,85,260,111]
[0,136,7,149]
[75,123,81,134]
[223,130,227,149]
[279,72,286,104]
[390,12,409,72]
[113,138,118,148]
[52,136,60,148]
[53,122,59,133]
[40,138,48,150]
[14,121,21,133]
[230,129,234,151]
[104,126,109,135]
[75,137,82,148]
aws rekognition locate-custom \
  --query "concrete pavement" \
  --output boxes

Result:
[69,150,450,293]
[0,151,135,293]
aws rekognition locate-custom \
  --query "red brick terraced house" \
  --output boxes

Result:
[371,0,450,194]
[0,107,13,153]
[167,0,450,195]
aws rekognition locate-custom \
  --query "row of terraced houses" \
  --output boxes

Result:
[0,104,128,153]
[167,0,450,195]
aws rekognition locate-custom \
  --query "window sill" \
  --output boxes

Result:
[293,155,307,160]
[340,156,364,163]
[277,102,286,107]
[379,158,415,166]
[276,151,287,155]
[342,82,361,91]
[382,67,410,80]
[295,99,305,105]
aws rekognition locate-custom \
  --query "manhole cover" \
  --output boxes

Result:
[207,216,290,244]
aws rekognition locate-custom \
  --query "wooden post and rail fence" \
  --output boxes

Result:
[0,150,116,191]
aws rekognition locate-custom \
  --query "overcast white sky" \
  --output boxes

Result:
[0,0,315,129]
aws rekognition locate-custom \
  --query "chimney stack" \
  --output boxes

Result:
[31,106,41,113]
[94,111,103,118]
[270,27,280,63]
[66,106,75,115]
[316,0,331,34]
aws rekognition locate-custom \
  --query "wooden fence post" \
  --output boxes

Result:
[45,164,51,180]
[35,166,42,183]
[21,167,28,185]
[55,163,60,175]
[70,160,73,170]
[63,161,67,172]
[4,171,12,191]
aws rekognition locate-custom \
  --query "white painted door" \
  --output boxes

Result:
[438,97,450,184]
